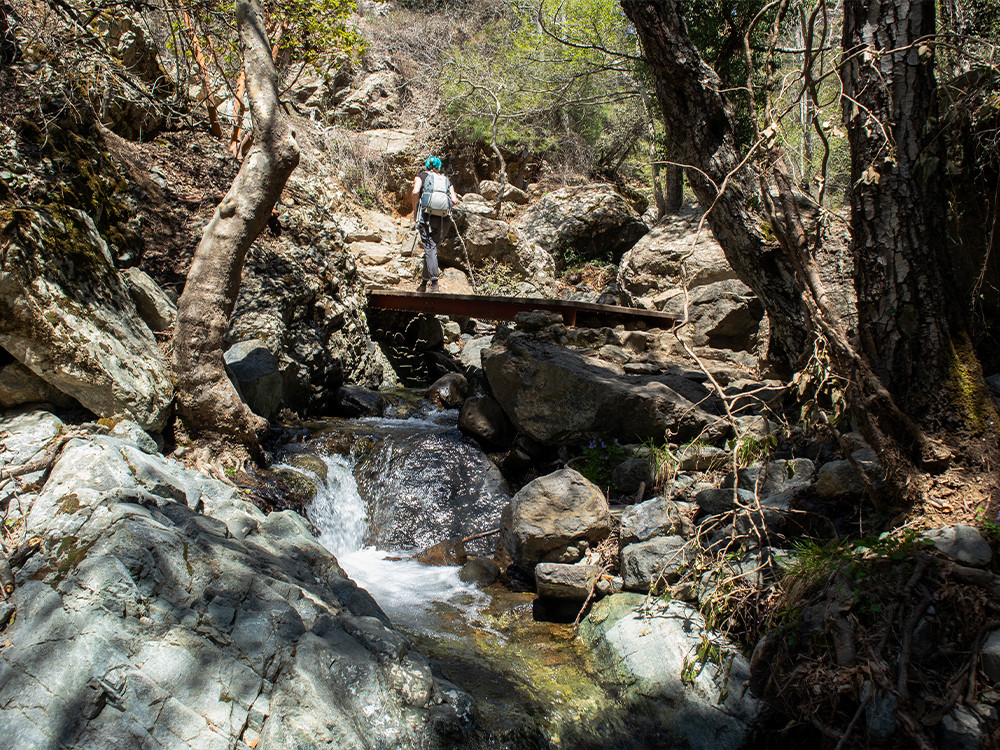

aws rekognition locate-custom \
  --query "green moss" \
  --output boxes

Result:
[948,335,998,433]
[56,494,81,515]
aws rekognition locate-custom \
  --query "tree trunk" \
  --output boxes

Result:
[663,154,683,214]
[173,0,300,452]
[841,0,955,416]
[621,1,811,368]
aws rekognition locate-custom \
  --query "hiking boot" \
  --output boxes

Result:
[429,281,439,293]
[417,280,427,293]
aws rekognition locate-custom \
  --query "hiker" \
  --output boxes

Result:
[412,156,459,292]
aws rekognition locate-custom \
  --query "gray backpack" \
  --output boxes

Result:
[420,173,452,216]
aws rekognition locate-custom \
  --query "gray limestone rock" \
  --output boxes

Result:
[579,594,760,750]
[0,362,76,409]
[924,524,993,567]
[500,468,611,571]
[122,266,176,332]
[0,415,471,750]
[535,562,602,600]
[619,497,694,546]
[620,536,692,592]
[224,339,284,420]
[0,206,172,431]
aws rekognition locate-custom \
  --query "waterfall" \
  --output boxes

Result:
[282,447,488,631]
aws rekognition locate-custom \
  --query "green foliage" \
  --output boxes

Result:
[442,0,642,172]
[975,506,1000,542]
[574,436,627,487]
[476,259,523,296]
[787,530,931,586]
[726,433,777,467]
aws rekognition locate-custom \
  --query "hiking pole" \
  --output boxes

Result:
[447,212,478,294]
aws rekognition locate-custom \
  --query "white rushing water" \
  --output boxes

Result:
[281,452,487,631]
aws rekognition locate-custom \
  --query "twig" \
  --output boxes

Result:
[461,528,499,544]
[834,693,872,750]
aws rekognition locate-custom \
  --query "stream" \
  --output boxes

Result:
[275,405,670,748]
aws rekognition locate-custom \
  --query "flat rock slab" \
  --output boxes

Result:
[483,333,728,446]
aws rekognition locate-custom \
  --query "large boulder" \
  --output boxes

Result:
[500,468,611,570]
[224,339,284,419]
[482,332,728,445]
[659,279,765,352]
[514,184,648,267]
[0,411,472,750]
[229,231,389,414]
[438,212,557,289]
[580,594,760,750]
[0,206,172,431]
[618,213,737,308]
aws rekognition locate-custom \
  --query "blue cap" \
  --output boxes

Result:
[425,156,442,170]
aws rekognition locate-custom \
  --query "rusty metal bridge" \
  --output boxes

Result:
[366,289,677,329]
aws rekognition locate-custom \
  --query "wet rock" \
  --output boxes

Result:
[459,557,502,587]
[619,497,694,546]
[459,394,516,449]
[282,452,329,483]
[579,594,760,750]
[515,184,647,267]
[426,372,468,408]
[0,416,470,750]
[535,562,602,600]
[122,266,176,332]
[500,468,611,571]
[336,384,388,417]
[483,334,728,446]
[416,538,468,567]
[224,339,283,419]
[620,536,691,592]
[0,361,75,408]
[924,525,992,567]
[355,425,510,556]
[0,206,172,431]
[273,467,320,503]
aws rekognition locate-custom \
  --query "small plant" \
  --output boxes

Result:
[574,437,627,487]
[726,433,778,468]
[975,506,1000,541]
[476,259,523,296]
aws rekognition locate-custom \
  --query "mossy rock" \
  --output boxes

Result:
[272,467,320,503]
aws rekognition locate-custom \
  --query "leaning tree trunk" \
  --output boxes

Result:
[173,0,299,452]
[621,0,811,368]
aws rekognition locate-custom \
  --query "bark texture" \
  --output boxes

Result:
[842,0,952,415]
[621,0,811,367]
[173,0,300,449]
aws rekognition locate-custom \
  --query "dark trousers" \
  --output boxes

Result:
[418,215,448,285]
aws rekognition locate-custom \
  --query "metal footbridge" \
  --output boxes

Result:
[366,289,677,330]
